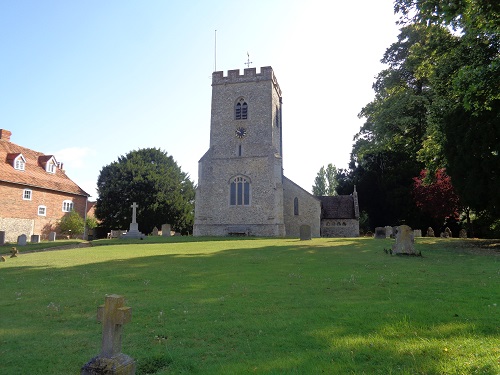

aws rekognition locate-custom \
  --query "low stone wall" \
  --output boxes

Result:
[0,217,34,242]
[321,219,359,237]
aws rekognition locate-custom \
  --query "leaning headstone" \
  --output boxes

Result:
[1,256,5,262]
[48,231,57,241]
[81,294,135,375]
[17,234,27,246]
[300,225,312,240]
[374,227,386,239]
[413,229,422,238]
[121,202,145,239]
[152,227,159,236]
[384,226,393,238]
[10,247,19,258]
[161,224,171,237]
[31,234,41,243]
[426,227,435,237]
[392,225,418,255]
[0,231,5,245]
[459,229,467,239]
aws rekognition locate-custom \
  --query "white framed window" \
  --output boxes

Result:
[62,200,74,212]
[38,205,46,216]
[14,155,26,171]
[23,189,32,200]
[47,162,56,174]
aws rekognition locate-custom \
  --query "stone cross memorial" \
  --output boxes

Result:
[81,294,135,374]
[122,202,145,239]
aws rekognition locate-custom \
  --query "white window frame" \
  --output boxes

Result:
[38,205,47,216]
[14,155,26,171]
[62,200,74,212]
[46,162,56,174]
[23,189,32,200]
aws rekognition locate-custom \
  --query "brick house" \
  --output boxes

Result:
[0,129,90,242]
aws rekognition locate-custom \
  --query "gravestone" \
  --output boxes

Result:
[1,256,5,262]
[391,225,418,255]
[17,234,27,246]
[161,224,171,237]
[81,294,135,374]
[459,228,467,239]
[299,225,311,240]
[48,232,57,241]
[374,227,386,239]
[392,226,398,239]
[413,229,422,238]
[31,234,41,243]
[121,202,145,239]
[441,227,452,238]
[426,227,435,237]
[384,226,393,238]
[0,231,5,245]
[152,227,159,236]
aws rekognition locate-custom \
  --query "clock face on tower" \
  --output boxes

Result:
[235,127,247,139]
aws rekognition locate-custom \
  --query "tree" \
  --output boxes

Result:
[59,210,85,238]
[312,164,339,196]
[413,169,460,222]
[95,148,195,235]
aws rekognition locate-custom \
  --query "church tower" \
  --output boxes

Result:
[193,67,286,236]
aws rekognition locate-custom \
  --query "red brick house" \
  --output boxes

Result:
[0,129,90,242]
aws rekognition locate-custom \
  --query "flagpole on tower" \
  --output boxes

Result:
[214,30,217,72]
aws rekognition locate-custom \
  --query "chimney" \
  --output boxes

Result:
[0,129,12,142]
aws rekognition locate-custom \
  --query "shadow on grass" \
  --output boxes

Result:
[1,239,498,374]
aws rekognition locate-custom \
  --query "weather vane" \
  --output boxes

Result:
[244,52,253,68]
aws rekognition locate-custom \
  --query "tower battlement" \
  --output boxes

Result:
[212,66,281,96]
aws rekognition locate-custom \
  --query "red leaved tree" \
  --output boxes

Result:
[413,169,460,222]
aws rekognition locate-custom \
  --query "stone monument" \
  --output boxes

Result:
[81,294,136,374]
[161,224,171,237]
[299,225,311,240]
[17,234,27,246]
[392,225,419,255]
[459,228,467,238]
[49,231,57,241]
[31,234,41,243]
[426,227,435,237]
[121,202,144,239]
[374,227,386,239]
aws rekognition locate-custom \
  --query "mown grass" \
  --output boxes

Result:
[0,237,498,374]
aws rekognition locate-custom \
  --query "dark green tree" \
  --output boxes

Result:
[312,166,327,196]
[95,148,195,235]
[312,164,339,196]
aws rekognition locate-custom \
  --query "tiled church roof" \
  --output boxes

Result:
[319,195,356,219]
[0,130,89,196]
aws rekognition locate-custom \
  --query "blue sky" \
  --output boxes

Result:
[1,1,401,199]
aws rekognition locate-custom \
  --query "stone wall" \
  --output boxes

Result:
[0,217,34,242]
[321,218,360,237]
[283,177,320,237]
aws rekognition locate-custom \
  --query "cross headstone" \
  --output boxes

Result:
[81,294,135,374]
[121,202,145,239]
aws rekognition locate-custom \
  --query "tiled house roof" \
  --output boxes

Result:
[319,195,356,219]
[0,130,89,197]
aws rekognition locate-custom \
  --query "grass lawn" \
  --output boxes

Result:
[0,237,498,374]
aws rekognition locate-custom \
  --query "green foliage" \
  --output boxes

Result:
[85,216,98,230]
[312,163,338,196]
[58,210,85,237]
[95,148,195,234]
[0,238,498,374]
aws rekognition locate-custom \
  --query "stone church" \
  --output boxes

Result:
[193,66,359,237]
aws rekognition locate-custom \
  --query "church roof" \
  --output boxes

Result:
[319,195,356,219]
[0,130,89,197]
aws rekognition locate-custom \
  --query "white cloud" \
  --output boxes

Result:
[51,147,97,169]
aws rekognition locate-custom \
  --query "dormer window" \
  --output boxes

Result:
[39,155,57,174]
[14,155,26,170]
[235,98,248,120]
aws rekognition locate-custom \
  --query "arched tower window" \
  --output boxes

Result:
[235,98,248,120]
[294,197,299,215]
[230,176,250,206]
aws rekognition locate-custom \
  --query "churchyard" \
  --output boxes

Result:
[0,237,498,374]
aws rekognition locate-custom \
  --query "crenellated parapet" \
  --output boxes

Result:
[212,66,282,96]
